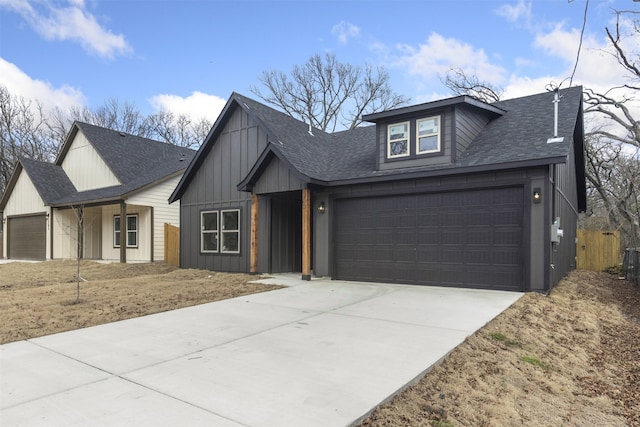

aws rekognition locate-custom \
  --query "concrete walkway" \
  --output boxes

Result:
[1,276,522,427]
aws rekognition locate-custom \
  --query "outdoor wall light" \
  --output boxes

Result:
[533,188,542,204]
[317,202,326,214]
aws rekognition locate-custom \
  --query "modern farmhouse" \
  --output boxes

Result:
[1,122,195,262]
[170,87,585,292]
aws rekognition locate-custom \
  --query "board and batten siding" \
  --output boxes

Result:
[253,156,305,194]
[2,169,50,259]
[127,174,183,261]
[180,106,269,272]
[60,131,120,191]
[550,145,580,288]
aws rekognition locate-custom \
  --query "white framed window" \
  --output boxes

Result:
[416,116,440,154]
[221,209,240,254]
[114,214,138,248]
[201,211,219,253]
[387,121,410,158]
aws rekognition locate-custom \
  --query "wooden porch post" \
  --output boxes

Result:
[250,193,259,274]
[302,188,311,281]
[120,201,126,263]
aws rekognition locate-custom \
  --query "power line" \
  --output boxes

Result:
[570,0,590,87]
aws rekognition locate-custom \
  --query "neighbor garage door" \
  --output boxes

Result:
[8,214,46,260]
[333,187,524,291]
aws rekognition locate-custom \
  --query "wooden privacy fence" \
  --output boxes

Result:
[622,248,640,286]
[576,229,621,272]
[164,223,180,267]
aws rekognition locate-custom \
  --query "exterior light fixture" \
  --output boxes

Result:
[533,188,542,204]
[317,202,326,214]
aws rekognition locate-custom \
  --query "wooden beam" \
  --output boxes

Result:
[301,188,311,281]
[120,201,126,263]
[250,193,259,274]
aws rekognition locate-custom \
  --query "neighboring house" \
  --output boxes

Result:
[0,122,195,262]
[170,87,586,292]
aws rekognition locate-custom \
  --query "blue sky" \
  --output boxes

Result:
[0,0,636,124]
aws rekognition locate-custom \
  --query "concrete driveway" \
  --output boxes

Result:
[1,276,522,427]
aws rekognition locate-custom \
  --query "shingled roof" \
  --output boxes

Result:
[171,87,585,203]
[0,122,196,209]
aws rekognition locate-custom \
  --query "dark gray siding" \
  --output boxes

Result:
[377,109,453,171]
[254,156,305,194]
[269,192,302,273]
[550,145,580,288]
[455,105,491,157]
[180,107,269,272]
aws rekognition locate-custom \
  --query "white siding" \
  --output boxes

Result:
[2,170,51,259]
[100,204,151,262]
[61,131,120,191]
[52,209,78,259]
[127,175,182,261]
[4,170,46,215]
[49,207,102,260]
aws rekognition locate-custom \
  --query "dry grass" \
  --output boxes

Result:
[3,262,638,426]
[0,260,281,344]
[361,270,640,427]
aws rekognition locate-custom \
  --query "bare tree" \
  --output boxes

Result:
[580,9,640,247]
[441,67,503,103]
[583,133,640,247]
[251,53,409,132]
[69,98,153,138]
[0,85,60,193]
[147,110,211,150]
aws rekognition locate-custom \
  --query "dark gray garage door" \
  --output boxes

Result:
[8,215,46,260]
[333,187,524,291]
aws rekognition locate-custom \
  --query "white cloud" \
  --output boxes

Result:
[0,0,131,59]
[149,91,227,122]
[394,33,507,87]
[331,21,360,45]
[0,57,86,114]
[495,0,532,23]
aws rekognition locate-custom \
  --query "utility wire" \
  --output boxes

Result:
[570,0,589,87]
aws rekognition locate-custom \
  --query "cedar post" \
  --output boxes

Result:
[120,201,126,263]
[250,193,259,274]
[301,188,311,281]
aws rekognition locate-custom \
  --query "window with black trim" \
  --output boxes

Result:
[387,121,410,158]
[416,116,440,154]
[114,214,138,248]
[386,115,443,160]
[200,209,241,254]
[201,211,219,253]
[221,209,240,253]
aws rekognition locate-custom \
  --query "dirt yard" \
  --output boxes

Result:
[361,270,640,427]
[0,260,281,344]
[1,262,638,426]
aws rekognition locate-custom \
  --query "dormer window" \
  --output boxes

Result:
[387,122,410,158]
[417,116,440,154]
[385,115,443,161]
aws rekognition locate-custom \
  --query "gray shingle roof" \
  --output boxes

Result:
[457,86,582,167]
[238,86,583,184]
[171,87,584,202]
[18,157,77,204]
[2,122,196,209]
